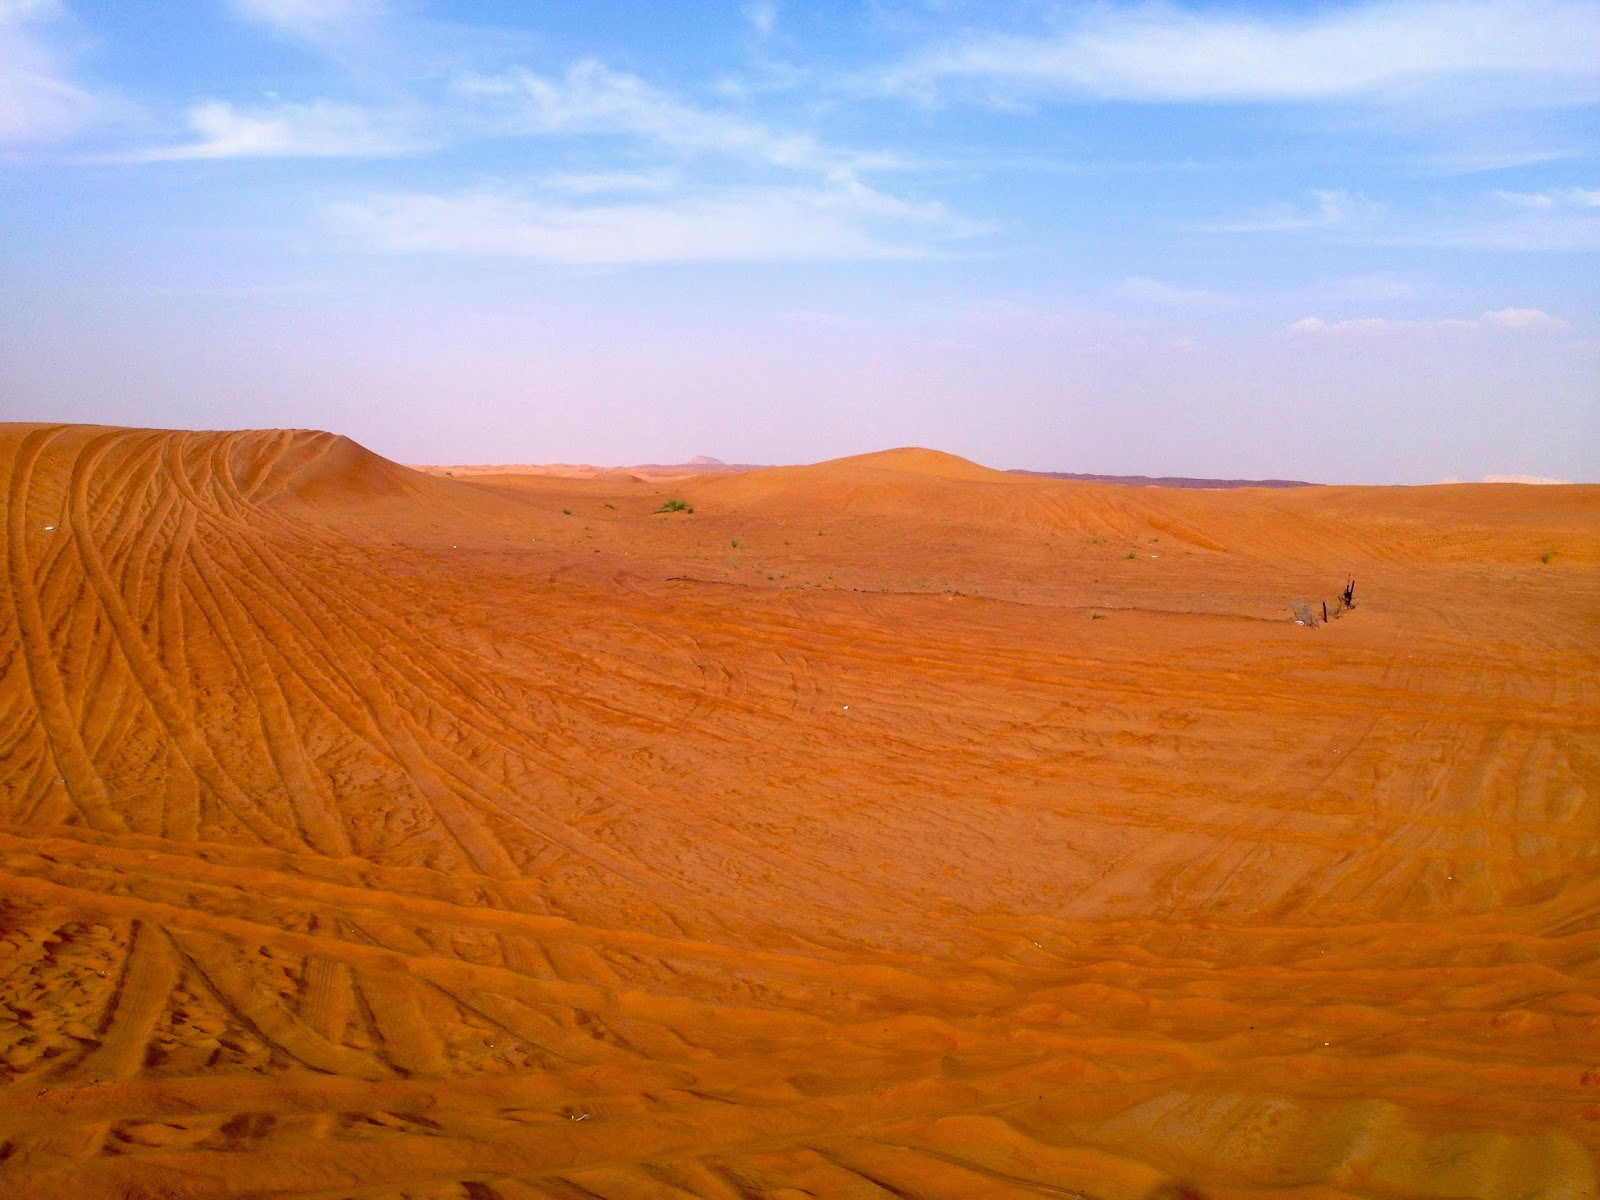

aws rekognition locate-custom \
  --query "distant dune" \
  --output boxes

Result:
[1010,468,1320,488]
[411,454,766,481]
[416,454,1324,490]
[3,423,1598,1199]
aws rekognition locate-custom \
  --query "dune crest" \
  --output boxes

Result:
[1,423,1597,1199]
[819,445,1012,480]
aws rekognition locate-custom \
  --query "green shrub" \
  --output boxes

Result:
[656,498,693,513]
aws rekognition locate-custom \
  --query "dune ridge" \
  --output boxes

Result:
[1,423,1597,1199]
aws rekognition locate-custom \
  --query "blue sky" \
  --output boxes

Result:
[2,0,1596,481]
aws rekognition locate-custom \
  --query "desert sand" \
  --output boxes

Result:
[1,422,1597,1200]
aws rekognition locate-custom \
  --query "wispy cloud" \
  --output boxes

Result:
[120,98,423,161]
[1389,207,1600,250]
[882,0,1600,106]
[231,0,386,42]
[1204,186,1600,249]
[1494,186,1600,209]
[0,0,94,147]
[412,56,971,264]
[456,60,872,179]
[1116,277,1233,306]
[1204,189,1373,233]
[328,180,983,264]
[744,0,778,39]
[1111,272,1423,320]
[1289,307,1571,335]
[538,169,679,196]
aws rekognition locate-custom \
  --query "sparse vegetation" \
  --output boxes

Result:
[1541,549,1554,564]
[730,538,741,549]
[656,499,693,514]
[1126,550,1137,559]
[561,508,572,516]
[603,502,615,510]
[1090,613,1104,620]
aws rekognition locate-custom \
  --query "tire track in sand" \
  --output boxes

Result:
[2,427,125,834]
[63,432,297,852]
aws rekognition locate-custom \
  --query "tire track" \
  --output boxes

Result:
[185,537,352,856]
[179,509,523,875]
[221,520,692,891]
[3,427,125,834]
[4,920,175,1175]
[64,432,299,852]
[167,929,391,1081]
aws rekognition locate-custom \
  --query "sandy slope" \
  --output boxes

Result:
[1,423,1597,1200]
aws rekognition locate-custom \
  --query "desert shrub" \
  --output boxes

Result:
[656,499,693,513]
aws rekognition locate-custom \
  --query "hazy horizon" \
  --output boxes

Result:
[3,1,1596,484]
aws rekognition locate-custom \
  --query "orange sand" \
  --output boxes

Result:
[1,423,1597,1199]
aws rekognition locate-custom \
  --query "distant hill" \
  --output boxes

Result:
[418,456,1319,488]
[412,456,766,480]
[624,456,767,477]
[1008,469,1319,489]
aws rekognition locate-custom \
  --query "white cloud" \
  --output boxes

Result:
[0,0,94,147]
[317,55,968,267]
[744,0,778,38]
[1117,276,1232,306]
[1288,316,1395,335]
[1289,307,1570,335]
[884,0,1600,105]
[1390,208,1600,250]
[1495,186,1600,208]
[539,169,678,196]
[1205,189,1372,233]
[328,180,982,264]
[123,98,421,160]
[1479,306,1570,330]
[231,0,384,40]
[1495,189,1557,208]
[458,60,860,178]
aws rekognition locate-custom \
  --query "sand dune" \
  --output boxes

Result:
[1,422,1597,1199]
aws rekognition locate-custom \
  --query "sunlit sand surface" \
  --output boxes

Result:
[2,423,1597,1199]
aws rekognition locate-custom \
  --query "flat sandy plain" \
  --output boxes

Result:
[2,422,1598,1200]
